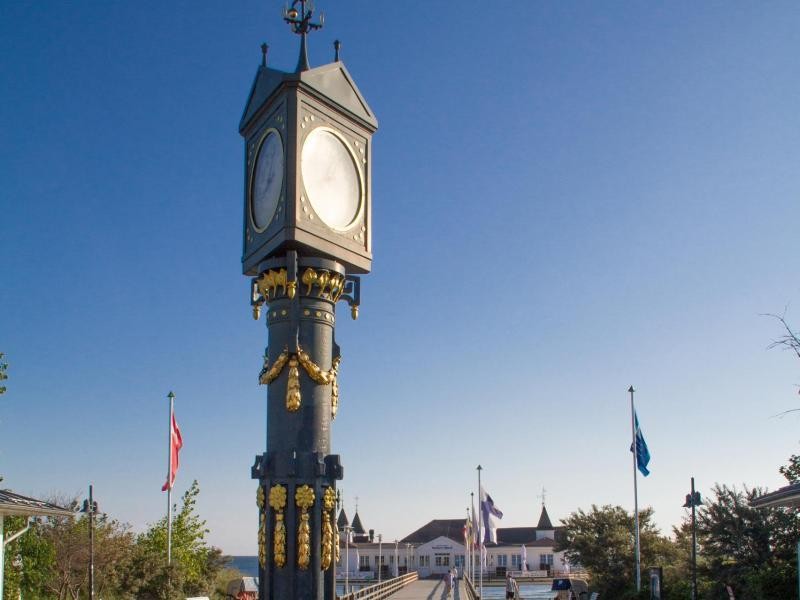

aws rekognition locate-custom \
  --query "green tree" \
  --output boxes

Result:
[556,504,678,599]
[121,480,228,599]
[694,483,800,599]
[0,352,7,395]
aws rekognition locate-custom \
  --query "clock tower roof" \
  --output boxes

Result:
[240,60,377,134]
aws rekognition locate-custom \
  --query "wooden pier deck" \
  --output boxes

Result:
[387,578,465,599]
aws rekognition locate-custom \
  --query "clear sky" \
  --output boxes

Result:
[2,1,800,555]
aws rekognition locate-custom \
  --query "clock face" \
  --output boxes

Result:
[301,128,362,231]
[251,130,284,231]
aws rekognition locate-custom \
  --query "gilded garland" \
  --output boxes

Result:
[295,485,315,570]
[259,345,341,417]
[321,487,337,570]
[269,484,288,568]
[257,486,267,569]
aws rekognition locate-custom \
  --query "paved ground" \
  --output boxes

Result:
[389,578,466,600]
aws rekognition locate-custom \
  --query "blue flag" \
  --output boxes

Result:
[630,411,651,477]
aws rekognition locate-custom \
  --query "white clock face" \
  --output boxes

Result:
[251,131,284,231]
[301,128,361,230]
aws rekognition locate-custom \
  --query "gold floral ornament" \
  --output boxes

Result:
[301,268,346,301]
[269,484,288,568]
[296,485,315,570]
[286,356,301,412]
[259,345,341,416]
[259,347,289,385]
[321,487,336,570]
[330,356,341,420]
[257,486,267,569]
[252,269,296,319]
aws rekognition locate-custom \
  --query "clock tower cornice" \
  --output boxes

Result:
[240,61,377,136]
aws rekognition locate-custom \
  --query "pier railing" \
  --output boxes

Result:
[463,574,479,600]
[337,571,418,600]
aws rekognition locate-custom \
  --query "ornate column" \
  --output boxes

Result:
[251,253,358,599]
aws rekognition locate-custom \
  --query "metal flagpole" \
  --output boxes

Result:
[477,465,483,598]
[167,391,175,565]
[629,386,641,593]
[470,493,474,583]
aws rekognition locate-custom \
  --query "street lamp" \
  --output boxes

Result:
[81,485,99,600]
[377,534,383,584]
[683,477,703,600]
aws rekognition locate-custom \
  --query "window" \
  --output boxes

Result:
[511,554,522,567]
[540,554,554,566]
[455,555,465,567]
[434,554,450,566]
[359,555,370,572]
[419,555,430,567]
[497,555,507,567]
[389,555,394,564]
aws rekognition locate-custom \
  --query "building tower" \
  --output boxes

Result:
[239,3,378,598]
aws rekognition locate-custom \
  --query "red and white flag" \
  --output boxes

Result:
[162,412,183,491]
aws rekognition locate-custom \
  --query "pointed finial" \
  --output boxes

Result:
[261,43,269,67]
[334,39,341,62]
[283,0,324,72]
[628,385,635,393]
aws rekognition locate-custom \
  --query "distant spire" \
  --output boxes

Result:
[334,39,341,62]
[283,0,325,72]
[537,505,553,530]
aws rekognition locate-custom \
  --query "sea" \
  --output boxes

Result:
[230,556,259,577]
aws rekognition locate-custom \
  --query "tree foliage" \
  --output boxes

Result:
[4,481,231,600]
[694,483,800,599]
[556,504,678,599]
[0,352,7,395]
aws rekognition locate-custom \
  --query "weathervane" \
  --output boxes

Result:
[283,0,325,72]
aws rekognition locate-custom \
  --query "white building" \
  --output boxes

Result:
[336,504,572,580]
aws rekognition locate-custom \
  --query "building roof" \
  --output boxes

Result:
[751,483,800,509]
[401,519,464,544]
[0,489,73,518]
[537,505,554,530]
[402,519,566,546]
[351,511,366,534]
[337,509,349,528]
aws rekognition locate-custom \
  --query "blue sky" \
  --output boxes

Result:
[2,1,800,555]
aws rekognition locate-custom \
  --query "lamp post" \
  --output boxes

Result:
[683,477,703,600]
[81,485,98,600]
[378,534,383,584]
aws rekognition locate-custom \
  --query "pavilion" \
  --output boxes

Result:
[0,489,73,597]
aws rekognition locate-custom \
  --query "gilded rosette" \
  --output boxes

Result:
[286,356,301,411]
[295,485,315,570]
[269,485,288,568]
[259,347,289,385]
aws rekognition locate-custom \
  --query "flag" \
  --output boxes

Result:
[162,412,183,491]
[480,487,503,544]
[630,410,650,477]
[471,497,480,549]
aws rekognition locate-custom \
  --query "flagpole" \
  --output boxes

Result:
[477,464,483,598]
[629,385,641,593]
[167,390,175,566]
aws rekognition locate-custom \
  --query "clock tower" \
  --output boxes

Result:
[240,2,377,599]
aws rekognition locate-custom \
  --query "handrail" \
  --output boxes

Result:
[337,571,419,600]
[463,574,479,600]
